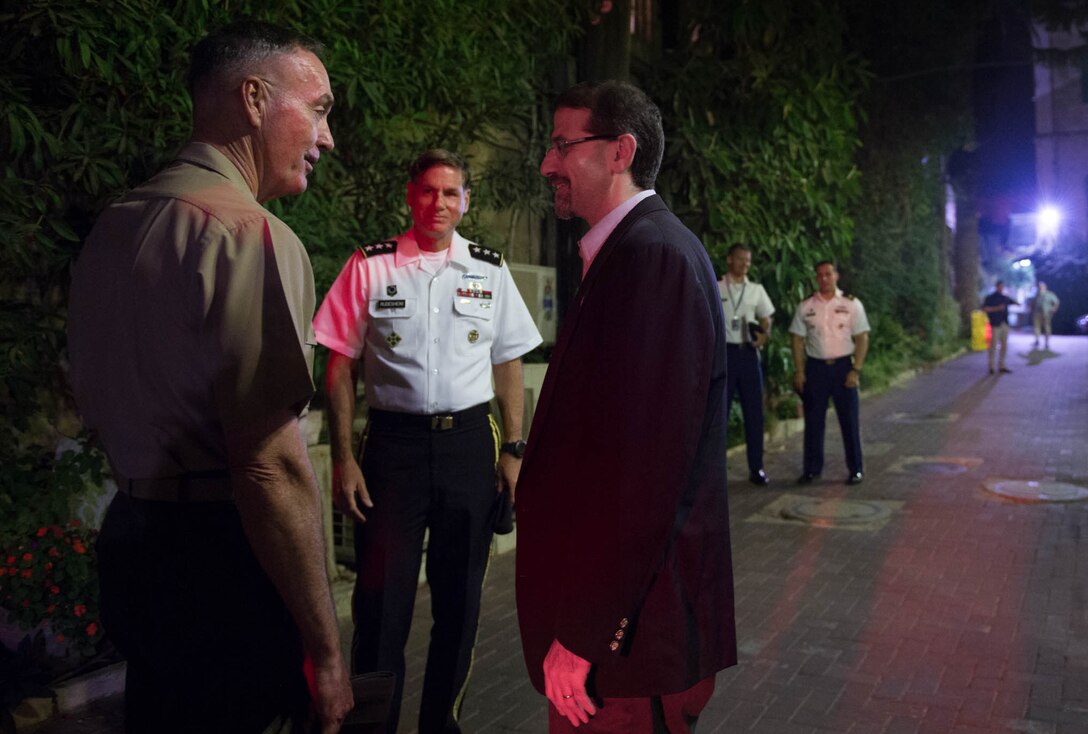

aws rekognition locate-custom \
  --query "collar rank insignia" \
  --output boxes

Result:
[468,243,503,267]
[360,240,398,259]
[387,285,397,296]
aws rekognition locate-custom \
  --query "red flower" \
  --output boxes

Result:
[21,552,32,562]
[50,585,60,595]
[0,568,6,577]
[48,547,61,558]
[46,604,57,615]
[53,527,63,540]
[36,527,48,538]
[44,562,53,572]
[74,604,87,618]
[86,623,98,637]
[5,556,14,565]
[72,541,86,555]
[20,569,32,579]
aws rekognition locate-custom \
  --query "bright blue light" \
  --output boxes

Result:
[1037,206,1061,238]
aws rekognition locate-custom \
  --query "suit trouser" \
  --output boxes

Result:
[547,676,714,733]
[725,343,765,473]
[988,322,1009,368]
[97,493,309,734]
[353,405,497,734]
[802,356,863,476]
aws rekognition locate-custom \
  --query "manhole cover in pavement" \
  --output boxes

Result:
[779,498,893,527]
[982,480,1088,503]
[885,412,959,424]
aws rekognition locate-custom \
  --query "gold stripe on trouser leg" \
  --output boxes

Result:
[451,413,500,723]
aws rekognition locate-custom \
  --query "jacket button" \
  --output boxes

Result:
[619,617,629,628]
[609,641,620,652]
[614,629,625,640]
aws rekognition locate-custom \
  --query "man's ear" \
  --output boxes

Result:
[461,188,471,215]
[612,133,638,174]
[241,76,265,128]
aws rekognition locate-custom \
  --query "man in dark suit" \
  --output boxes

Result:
[515,80,737,732]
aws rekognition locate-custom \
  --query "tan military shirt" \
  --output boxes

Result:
[68,143,316,478]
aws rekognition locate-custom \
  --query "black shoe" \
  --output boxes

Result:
[749,470,770,486]
[797,472,820,485]
[999,367,1012,373]
[846,472,864,485]
[989,368,995,375]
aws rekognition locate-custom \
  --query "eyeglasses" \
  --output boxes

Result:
[548,134,619,158]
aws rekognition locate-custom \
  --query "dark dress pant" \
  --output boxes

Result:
[352,407,496,734]
[725,343,765,474]
[802,356,863,476]
[97,493,310,734]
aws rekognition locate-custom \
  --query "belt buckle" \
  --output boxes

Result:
[431,415,454,431]
[825,359,836,366]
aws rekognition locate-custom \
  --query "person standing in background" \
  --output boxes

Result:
[982,280,1019,373]
[719,243,775,485]
[1032,281,1060,350]
[789,261,870,486]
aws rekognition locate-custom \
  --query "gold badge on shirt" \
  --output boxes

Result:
[386,332,402,348]
[467,330,480,344]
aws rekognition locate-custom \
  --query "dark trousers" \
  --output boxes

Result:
[725,344,765,473]
[352,407,497,734]
[802,356,863,476]
[97,493,309,734]
[547,676,715,733]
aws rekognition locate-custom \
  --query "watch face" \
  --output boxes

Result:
[504,440,526,458]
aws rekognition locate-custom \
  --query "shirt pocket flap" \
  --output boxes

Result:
[453,297,495,320]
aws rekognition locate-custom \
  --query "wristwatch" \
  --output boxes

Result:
[500,440,527,459]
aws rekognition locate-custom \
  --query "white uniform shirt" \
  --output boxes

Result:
[788,289,870,360]
[718,276,775,345]
[314,230,543,414]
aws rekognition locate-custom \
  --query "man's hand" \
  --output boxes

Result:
[332,457,372,524]
[543,638,596,727]
[496,453,521,504]
[305,654,354,733]
[844,369,860,389]
[792,371,806,395]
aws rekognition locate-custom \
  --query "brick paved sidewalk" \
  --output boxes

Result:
[28,331,1088,733]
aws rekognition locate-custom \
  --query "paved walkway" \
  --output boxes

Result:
[28,331,1088,733]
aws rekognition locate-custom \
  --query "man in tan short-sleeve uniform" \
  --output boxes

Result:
[67,21,353,733]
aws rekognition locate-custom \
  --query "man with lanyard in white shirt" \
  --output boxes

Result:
[719,243,775,485]
[313,148,542,733]
[789,260,870,486]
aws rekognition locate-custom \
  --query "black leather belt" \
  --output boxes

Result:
[114,470,233,503]
[368,403,490,432]
[809,355,853,366]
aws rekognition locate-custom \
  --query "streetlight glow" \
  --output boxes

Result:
[1037,205,1061,239]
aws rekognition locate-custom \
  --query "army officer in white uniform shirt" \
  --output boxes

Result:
[789,260,870,486]
[313,149,542,734]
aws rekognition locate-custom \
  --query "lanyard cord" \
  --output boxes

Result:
[726,279,747,316]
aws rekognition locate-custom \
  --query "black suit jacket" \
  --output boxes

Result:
[515,195,737,697]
